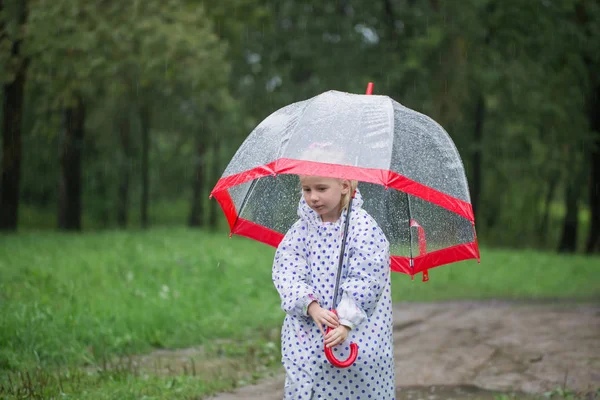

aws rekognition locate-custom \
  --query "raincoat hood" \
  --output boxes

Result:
[297,188,364,228]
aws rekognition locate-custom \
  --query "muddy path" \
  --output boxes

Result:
[207,300,600,399]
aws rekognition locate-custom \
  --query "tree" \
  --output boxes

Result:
[26,0,107,230]
[576,0,600,254]
[585,82,600,253]
[8,0,597,254]
[555,0,598,252]
[115,107,132,228]
[26,0,229,230]
[139,102,151,228]
[101,1,229,228]
[57,96,85,230]
[188,126,206,227]
[0,0,29,231]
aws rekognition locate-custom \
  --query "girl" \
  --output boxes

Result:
[272,175,395,399]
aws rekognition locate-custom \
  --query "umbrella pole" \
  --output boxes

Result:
[331,195,353,310]
[324,195,358,368]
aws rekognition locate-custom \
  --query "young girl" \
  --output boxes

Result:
[272,175,395,399]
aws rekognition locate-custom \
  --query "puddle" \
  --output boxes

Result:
[396,385,530,400]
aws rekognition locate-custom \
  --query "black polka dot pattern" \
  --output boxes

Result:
[272,190,396,399]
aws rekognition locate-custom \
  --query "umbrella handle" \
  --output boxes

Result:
[324,310,359,368]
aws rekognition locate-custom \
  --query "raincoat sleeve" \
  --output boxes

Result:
[272,221,317,318]
[338,211,390,329]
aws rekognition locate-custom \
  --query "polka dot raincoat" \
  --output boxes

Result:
[272,189,395,399]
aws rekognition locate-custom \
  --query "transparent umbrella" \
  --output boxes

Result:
[210,83,479,367]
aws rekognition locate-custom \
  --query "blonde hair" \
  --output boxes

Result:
[340,179,358,211]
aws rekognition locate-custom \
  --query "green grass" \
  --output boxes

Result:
[0,368,267,400]
[0,228,279,370]
[392,247,600,300]
[1,228,599,399]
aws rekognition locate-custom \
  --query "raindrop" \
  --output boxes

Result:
[354,24,379,44]
[266,76,282,92]
[246,52,261,64]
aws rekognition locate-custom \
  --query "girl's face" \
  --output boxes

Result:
[299,176,349,223]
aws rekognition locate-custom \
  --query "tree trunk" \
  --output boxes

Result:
[117,112,132,228]
[557,175,581,253]
[471,95,485,219]
[96,166,110,228]
[139,103,151,229]
[0,0,29,232]
[382,0,397,41]
[576,0,599,253]
[575,0,600,254]
[537,170,559,245]
[58,98,85,231]
[585,83,600,253]
[188,134,207,227]
[471,3,496,226]
[208,138,220,230]
[88,132,110,227]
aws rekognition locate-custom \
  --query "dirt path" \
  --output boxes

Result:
[207,301,600,399]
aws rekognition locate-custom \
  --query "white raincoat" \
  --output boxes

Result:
[272,189,395,400]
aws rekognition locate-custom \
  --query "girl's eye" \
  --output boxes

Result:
[302,188,310,192]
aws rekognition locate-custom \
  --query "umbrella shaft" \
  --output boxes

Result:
[332,196,353,310]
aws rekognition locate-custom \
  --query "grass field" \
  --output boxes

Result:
[1,227,599,399]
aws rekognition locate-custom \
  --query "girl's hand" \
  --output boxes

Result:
[324,325,350,348]
[307,302,339,336]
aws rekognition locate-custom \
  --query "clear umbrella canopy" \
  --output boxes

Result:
[211,90,479,278]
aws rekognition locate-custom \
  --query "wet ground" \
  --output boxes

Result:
[206,300,600,399]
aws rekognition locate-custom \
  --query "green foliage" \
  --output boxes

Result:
[4,0,600,247]
[0,1,27,85]
[14,0,233,228]
[25,0,228,106]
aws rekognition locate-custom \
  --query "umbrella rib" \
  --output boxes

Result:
[406,191,415,271]
[389,100,416,272]
[233,179,259,231]
[332,196,354,311]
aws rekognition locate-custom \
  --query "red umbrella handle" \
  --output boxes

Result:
[324,310,359,368]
